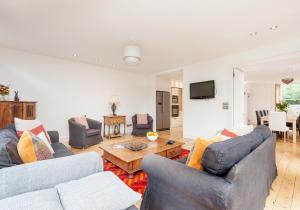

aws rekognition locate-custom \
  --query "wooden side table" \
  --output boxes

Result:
[103,115,126,139]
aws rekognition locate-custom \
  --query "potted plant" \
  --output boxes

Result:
[276,101,289,112]
[0,84,10,101]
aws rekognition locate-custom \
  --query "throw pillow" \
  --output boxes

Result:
[74,116,89,129]
[17,131,53,163]
[221,129,238,138]
[137,114,148,125]
[186,136,221,170]
[0,128,19,169]
[6,140,23,165]
[14,118,54,154]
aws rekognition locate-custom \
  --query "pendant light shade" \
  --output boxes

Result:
[123,45,141,65]
[281,78,294,85]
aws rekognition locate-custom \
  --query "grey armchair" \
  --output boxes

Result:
[68,118,103,149]
[131,114,153,136]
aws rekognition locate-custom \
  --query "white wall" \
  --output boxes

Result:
[183,59,234,138]
[0,47,152,138]
[179,39,300,139]
[245,82,276,125]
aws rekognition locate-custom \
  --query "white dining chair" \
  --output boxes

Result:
[269,111,289,142]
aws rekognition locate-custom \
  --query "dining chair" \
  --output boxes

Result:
[269,111,289,142]
[256,111,262,126]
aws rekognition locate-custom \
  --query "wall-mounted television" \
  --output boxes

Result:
[190,80,215,99]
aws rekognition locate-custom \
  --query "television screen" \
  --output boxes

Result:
[190,80,215,99]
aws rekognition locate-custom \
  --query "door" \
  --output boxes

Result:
[162,92,170,129]
[156,91,163,130]
[233,68,245,126]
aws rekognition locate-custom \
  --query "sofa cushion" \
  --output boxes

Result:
[6,140,23,165]
[135,124,151,129]
[51,143,73,158]
[221,129,238,138]
[202,137,251,175]
[73,116,89,129]
[15,118,54,154]
[55,171,141,210]
[0,188,63,210]
[186,136,221,170]
[86,129,100,137]
[0,128,19,169]
[253,125,272,140]
[17,131,53,163]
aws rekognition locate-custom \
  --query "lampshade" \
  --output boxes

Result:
[281,78,294,85]
[123,45,141,65]
[110,95,120,105]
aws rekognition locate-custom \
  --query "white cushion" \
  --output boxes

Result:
[231,125,254,136]
[55,171,141,210]
[14,118,54,154]
[0,188,63,210]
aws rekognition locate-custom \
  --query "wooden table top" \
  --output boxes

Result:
[261,115,297,123]
[99,137,184,163]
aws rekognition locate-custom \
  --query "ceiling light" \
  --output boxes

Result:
[282,78,294,85]
[123,45,141,65]
[249,32,258,37]
[73,53,78,57]
[269,25,278,30]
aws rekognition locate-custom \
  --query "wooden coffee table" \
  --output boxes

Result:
[100,137,184,178]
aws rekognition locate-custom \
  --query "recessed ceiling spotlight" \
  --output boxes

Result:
[269,25,278,30]
[249,32,258,37]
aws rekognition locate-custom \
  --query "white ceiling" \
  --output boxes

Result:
[244,54,300,82]
[1,0,300,73]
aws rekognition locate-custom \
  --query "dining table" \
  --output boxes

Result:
[260,115,297,143]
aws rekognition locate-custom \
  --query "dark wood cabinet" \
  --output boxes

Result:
[0,101,37,128]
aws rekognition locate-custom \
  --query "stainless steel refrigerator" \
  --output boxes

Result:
[156,91,170,130]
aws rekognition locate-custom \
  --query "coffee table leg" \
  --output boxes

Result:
[128,173,134,179]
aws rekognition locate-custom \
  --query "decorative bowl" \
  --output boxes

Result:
[147,132,158,141]
[124,142,147,151]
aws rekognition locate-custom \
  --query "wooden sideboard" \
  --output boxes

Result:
[0,101,37,128]
[103,115,126,139]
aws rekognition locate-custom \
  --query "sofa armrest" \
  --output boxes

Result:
[47,131,59,143]
[142,154,232,210]
[0,152,103,200]
[87,118,102,131]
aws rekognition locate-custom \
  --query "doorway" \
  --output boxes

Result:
[155,70,183,136]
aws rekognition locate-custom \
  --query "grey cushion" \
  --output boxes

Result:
[253,125,272,140]
[86,129,100,137]
[202,138,251,175]
[51,142,73,158]
[0,128,19,169]
[0,188,63,210]
[135,124,151,129]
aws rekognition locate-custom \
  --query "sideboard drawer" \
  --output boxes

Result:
[105,116,126,125]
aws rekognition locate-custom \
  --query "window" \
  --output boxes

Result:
[281,84,300,115]
[281,84,300,104]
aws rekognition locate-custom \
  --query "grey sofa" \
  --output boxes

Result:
[141,126,277,210]
[0,152,138,210]
[68,118,103,149]
[131,114,153,136]
[0,125,72,169]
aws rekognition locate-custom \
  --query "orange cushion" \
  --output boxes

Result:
[17,131,53,163]
[186,136,221,170]
[221,129,238,138]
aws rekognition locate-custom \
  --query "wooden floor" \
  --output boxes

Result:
[67,127,300,210]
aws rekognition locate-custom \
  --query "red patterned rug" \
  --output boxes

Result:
[104,149,189,195]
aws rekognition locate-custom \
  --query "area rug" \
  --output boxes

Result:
[104,149,190,195]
